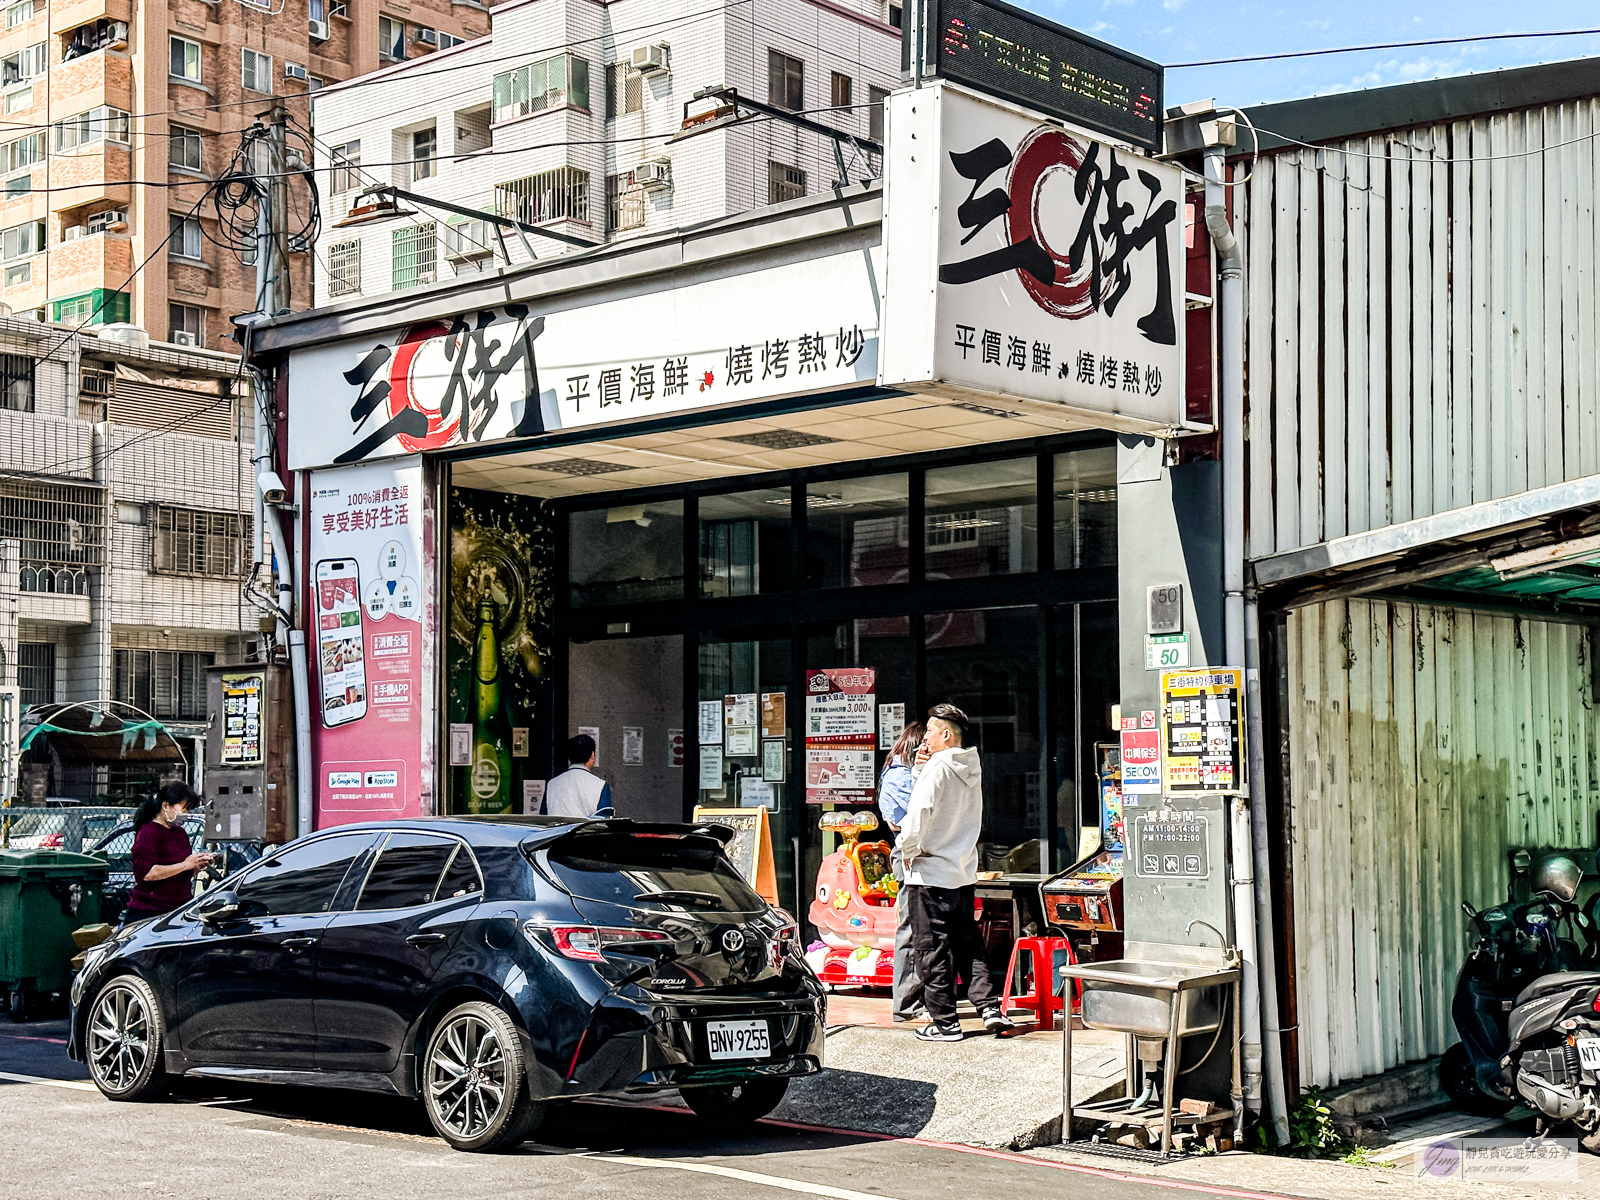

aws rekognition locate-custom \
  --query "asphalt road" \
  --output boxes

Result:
[0,1017,1298,1200]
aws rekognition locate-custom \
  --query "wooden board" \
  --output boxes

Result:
[693,805,778,906]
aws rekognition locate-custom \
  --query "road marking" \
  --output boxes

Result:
[0,1070,97,1092]
[584,1152,911,1200]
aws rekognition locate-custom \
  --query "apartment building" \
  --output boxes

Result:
[308,0,900,304]
[0,0,488,351]
[0,313,275,795]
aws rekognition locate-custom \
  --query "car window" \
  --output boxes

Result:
[355,833,459,911]
[233,832,373,917]
[434,844,483,902]
[544,832,766,914]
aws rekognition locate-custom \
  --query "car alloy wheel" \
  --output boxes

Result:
[428,1012,510,1140]
[85,977,167,1101]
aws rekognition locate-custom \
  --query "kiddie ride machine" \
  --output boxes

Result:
[805,811,898,987]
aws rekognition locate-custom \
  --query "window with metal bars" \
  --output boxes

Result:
[152,506,248,577]
[495,167,589,225]
[607,171,644,232]
[328,239,361,296]
[0,352,32,411]
[606,62,643,118]
[17,641,52,708]
[0,479,102,572]
[114,648,213,719]
[767,160,805,204]
[391,224,436,290]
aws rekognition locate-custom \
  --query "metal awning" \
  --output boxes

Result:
[19,702,190,765]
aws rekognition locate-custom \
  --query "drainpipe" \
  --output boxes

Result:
[1204,133,1288,1145]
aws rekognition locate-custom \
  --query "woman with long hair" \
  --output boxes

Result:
[123,782,214,923]
[880,720,925,1023]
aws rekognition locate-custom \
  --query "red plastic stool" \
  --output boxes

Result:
[1001,936,1077,1031]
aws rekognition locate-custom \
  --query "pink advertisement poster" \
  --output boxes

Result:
[307,459,429,827]
[804,667,876,804]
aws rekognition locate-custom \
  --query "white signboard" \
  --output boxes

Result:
[880,82,1187,432]
[288,249,883,469]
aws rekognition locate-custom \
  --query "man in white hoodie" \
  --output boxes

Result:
[898,703,1013,1041]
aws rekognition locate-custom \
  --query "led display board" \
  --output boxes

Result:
[902,0,1163,151]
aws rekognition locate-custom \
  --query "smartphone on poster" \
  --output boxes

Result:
[316,558,368,727]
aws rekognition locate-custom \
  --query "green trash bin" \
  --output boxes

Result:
[0,849,108,1022]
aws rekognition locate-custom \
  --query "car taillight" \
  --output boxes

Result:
[1592,991,1600,1013]
[531,923,670,961]
[769,909,800,968]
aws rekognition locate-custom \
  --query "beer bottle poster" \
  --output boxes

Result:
[443,484,557,816]
[307,458,428,825]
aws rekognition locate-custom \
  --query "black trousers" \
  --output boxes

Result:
[904,883,996,1021]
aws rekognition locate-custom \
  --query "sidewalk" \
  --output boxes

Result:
[771,992,1126,1148]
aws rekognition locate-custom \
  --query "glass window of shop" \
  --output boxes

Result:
[554,439,1121,891]
[699,487,791,597]
[568,500,684,607]
[803,473,908,589]
[924,458,1038,577]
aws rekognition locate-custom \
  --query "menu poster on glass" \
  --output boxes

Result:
[763,738,786,782]
[805,747,876,803]
[805,668,875,745]
[724,693,758,728]
[761,692,786,738]
[220,672,265,765]
[877,703,905,751]
[698,700,722,745]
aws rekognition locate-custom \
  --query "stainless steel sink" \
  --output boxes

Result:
[1061,958,1239,1038]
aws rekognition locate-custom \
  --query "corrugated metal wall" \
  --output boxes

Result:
[1285,599,1600,1088]
[1243,98,1600,558]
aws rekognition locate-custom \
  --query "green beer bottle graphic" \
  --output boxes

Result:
[469,598,513,814]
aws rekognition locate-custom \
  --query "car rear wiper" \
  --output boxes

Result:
[634,889,723,909]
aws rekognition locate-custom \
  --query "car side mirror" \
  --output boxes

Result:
[195,890,243,925]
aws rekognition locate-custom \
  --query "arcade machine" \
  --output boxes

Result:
[805,810,899,987]
[1040,742,1126,967]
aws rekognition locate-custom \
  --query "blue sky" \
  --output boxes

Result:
[1012,1,1600,109]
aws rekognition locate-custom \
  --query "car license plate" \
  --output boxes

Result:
[1579,1038,1600,1072]
[706,1019,770,1061]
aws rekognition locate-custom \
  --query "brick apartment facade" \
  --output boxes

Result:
[0,0,489,349]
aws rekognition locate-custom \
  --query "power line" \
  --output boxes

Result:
[1169,27,1600,68]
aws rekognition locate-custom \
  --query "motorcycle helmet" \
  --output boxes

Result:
[1531,854,1583,903]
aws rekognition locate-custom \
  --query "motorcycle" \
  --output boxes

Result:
[1443,854,1600,1140]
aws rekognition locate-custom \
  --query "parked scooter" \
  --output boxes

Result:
[1443,855,1599,1119]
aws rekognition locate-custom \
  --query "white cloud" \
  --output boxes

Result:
[1162,0,1189,10]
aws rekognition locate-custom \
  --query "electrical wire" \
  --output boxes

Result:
[1168,27,1600,69]
[1250,120,1600,164]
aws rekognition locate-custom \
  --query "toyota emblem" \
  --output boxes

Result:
[720,928,746,953]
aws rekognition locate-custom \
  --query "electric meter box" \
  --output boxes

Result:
[204,664,293,843]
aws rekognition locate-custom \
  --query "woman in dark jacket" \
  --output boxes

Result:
[124,783,214,922]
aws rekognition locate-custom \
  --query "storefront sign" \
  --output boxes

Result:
[1159,668,1244,794]
[1131,813,1210,879]
[805,669,876,744]
[286,250,883,469]
[880,82,1187,433]
[1119,728,1160,795]
[308,457,429,825]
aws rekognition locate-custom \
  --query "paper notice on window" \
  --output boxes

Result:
[699,744,724,789]
[622,726,644,766]
[522,779,545,814]
[724,693,758,728]
[698,700,722,745]
[878,703,905,750]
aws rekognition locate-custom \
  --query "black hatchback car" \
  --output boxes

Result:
[68,816,823,1150]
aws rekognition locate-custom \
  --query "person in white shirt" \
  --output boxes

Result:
[544,734,612,819]
[898,703,1012,1041]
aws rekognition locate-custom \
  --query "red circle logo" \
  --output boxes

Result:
[384,321,457,451]
[1004,126,1095,320]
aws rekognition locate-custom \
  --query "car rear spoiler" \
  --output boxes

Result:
[519,817,735,850]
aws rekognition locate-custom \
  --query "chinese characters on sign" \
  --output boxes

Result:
[805,668,876,804]
[1158,668,1244,794]
[219,672,264,765]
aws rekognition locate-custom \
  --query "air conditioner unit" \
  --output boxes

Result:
[171,330,197,347]
[630,43,668,74]
[107,21,128,48]
[308,17,330,39]
[413,27,437,45]
[284,61,308,81]
[63,225,86,241]
[88,210,127,233]
[635,158,671,190]
[443,218,494,262]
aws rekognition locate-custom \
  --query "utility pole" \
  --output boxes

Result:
[245,101,314,839]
